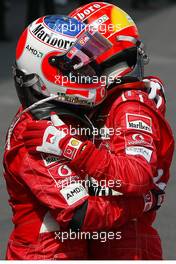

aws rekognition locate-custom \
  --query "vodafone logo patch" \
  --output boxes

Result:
[58,165,72,177]
[48,163,76,179]
[132,134,144,141]
[126,114,152,134]
[125,133,153,147]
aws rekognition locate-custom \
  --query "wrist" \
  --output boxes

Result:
[59,136,87,160]
[143,189,165,212]
[143,191,154,212]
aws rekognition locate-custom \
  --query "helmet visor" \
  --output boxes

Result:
[49,30,112,82]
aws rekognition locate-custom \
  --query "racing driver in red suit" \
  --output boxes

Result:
[3,2,174,260]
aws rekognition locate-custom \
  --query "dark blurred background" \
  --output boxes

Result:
[0,0,175,259]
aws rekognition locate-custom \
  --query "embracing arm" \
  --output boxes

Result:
[69,100,160,195]
[23,100,159,195]
[21,93,163,230]
[11,149,149,232]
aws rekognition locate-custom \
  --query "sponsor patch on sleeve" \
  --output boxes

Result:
[63,138,82,160]
[126,113,152,134]
[48,162,78,182]
[42,154,60,167]
[125,146,153,162]
[125,133,153,147]
[60,183,88,205]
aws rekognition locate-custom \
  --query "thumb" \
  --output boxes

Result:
[36,146,45,152]
[50,112,64,126]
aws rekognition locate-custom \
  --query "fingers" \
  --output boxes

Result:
[36,146,46,153]
[23,116,65,155]
[50,112,65,126]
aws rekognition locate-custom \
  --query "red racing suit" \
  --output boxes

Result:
[67,79,174,260]
[3,109,145,260]
[3,78,174,260]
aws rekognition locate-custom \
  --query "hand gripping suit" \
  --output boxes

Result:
[3,78,174,260]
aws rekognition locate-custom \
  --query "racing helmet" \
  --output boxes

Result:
[14,3,148,109]
[14,15,109,108]
[69,2,149,84]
